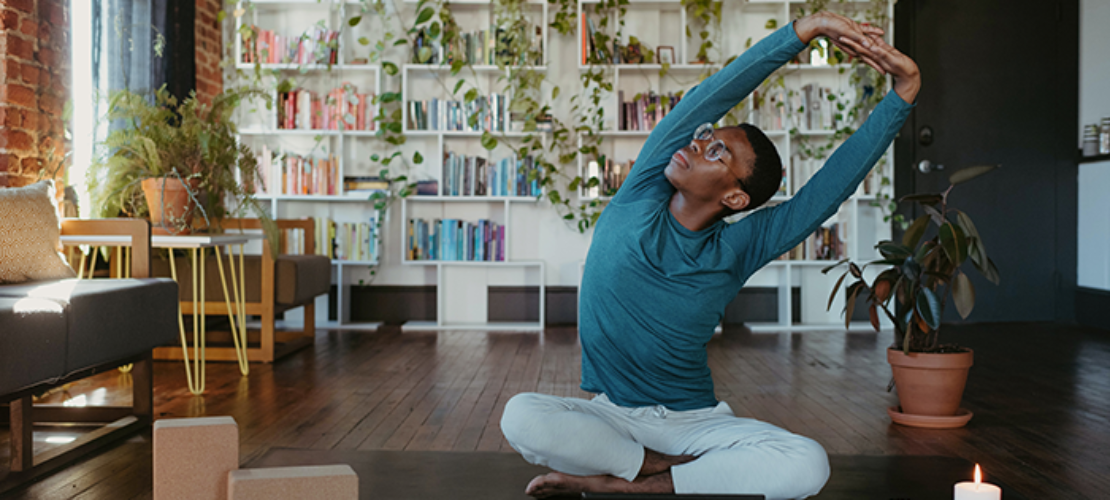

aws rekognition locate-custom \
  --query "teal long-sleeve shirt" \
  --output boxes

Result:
[578,23,914,411]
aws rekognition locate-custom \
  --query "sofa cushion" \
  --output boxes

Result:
[153,254,331,306]
[0,297,67,396]
[0,181,76,284]
[0,278,179,374]
[275,255,331,305]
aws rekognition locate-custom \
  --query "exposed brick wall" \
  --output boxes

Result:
[0,0,69,188]
[195,0,223,104]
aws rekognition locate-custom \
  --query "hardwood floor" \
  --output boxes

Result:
[3,322,1109,499]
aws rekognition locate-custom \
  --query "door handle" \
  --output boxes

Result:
[917,159,945,174]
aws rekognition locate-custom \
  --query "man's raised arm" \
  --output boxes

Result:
[730,33,920,272]
[612,14,887,205]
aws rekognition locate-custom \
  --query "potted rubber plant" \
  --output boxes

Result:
[89,85,276,246]
[823,165,1000,428]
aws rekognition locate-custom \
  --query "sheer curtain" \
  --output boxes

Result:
[73,0,195,216]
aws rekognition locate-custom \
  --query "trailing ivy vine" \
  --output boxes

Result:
[222,0,895,240]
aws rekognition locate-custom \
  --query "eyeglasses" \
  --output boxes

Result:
[693,123,748,192]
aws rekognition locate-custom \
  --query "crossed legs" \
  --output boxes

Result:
[500,393,830,500]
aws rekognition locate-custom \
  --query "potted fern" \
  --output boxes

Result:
[824,165,1000,428]
[89,85,276,245]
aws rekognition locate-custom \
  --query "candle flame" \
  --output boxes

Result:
[974,464,982,484]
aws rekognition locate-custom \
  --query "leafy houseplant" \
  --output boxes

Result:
[88,86,277,246]
[824,165,1001,427]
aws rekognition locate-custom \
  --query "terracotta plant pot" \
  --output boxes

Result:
[887,348,974,426]
[141,177,196,235]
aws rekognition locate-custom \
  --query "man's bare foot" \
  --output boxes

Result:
[525,471,674,498]
[640,448,697,476]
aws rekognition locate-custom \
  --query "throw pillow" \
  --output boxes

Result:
[0,180,76,284]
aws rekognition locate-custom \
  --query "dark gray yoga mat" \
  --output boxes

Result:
[245,449,1027,499]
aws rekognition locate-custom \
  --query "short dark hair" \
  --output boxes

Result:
[735,123,783,213]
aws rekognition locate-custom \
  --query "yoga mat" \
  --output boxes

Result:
[244,449,1027,500]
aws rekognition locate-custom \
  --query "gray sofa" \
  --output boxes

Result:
[0,219,178,492]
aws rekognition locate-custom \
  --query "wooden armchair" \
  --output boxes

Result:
[151,218,331,363]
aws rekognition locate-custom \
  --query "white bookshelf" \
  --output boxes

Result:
[574,0,896,330]
[395,0,550,331]
[232,0,385,328]
[229,0,896,332]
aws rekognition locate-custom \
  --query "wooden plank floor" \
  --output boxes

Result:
[3,322,1109,499]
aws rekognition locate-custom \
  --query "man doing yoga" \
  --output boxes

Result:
[501,11,919,500]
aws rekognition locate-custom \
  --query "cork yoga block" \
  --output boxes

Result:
[154,416,240,500]
[228,465,358,500]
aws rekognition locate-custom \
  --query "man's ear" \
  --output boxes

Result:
[722,188,750,212]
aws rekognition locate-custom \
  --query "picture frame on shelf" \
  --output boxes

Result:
[657,46,675,65]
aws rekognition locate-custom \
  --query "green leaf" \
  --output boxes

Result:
[939,222,968,265]
[922,203,945,225]
[217,10,226,22]
[358,37,370,46]
[951,271,976,319]
[845,281,865,330]
[480,132,498,150]
[954,210,983,246]
[764,19,778,30]
[902,215,930,249]
[916,287,942,331]
[371,154,381,162]
[383,61,399,76]
[348,16,362,27]
[877,242,912,260]
[899,193,943,206]
[979,255,1001,285]
[827,271,849,312]
[900,256,921,280]
[948,164,999,186]
[393,39,408,46]
[821,258,849,274]
[418,46,433,63]
[413,151,424,164]
[453,80,466,95]
[552,86,561,100]
[464,89,479,102]
[415,7,435,25]
[428,21,441,39]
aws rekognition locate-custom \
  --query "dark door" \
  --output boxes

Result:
[893,0,1078,323]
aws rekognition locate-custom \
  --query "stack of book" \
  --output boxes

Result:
[407,218,506,262]
[342,176,389,197]
[313,216,380,263]
[580,14,612,64]
[585,156,632,198]
[809,223,845,261]
[433,152,540,197]
[256,146,338,196]
[618,91,682,131]
[777,244,805,261]
[413,25,543,66]
[407,95,508,132]
[241,25,339,65]
[277,85,374,131]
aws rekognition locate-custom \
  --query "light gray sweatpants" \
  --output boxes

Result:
[500,393,830,500]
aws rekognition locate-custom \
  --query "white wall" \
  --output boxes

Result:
[1077,0,1110,291]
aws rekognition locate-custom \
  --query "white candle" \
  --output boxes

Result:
[954,464,1001,500]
